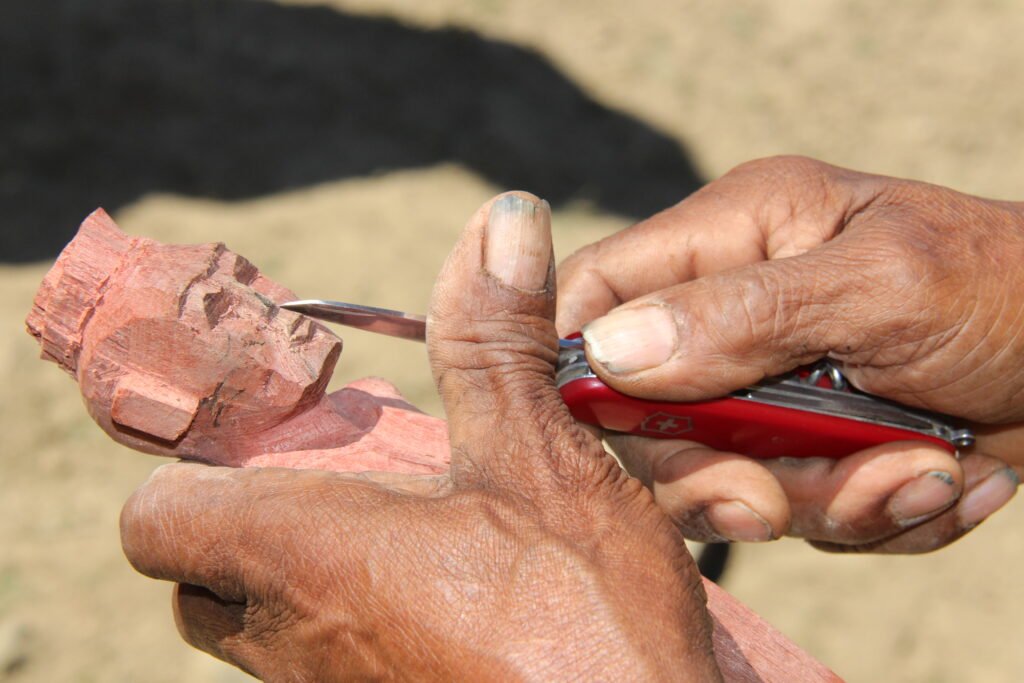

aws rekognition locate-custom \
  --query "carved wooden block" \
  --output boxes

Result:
[26,208,448,474]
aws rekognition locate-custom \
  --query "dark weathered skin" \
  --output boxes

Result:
[117,193,842,682]
[558,155,1022,553]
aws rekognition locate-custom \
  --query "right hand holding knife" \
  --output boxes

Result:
[557,156,1021,552]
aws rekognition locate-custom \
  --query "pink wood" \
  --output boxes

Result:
[26,209,448,474]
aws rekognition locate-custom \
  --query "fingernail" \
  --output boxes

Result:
[888,471,958,527]
[706,501,774,542]
[582,306,677,374]
[485,194,552,290]
[958,468,1019,528]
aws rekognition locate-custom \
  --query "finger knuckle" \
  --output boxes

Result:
[243,598,303,648]
[119,484,172,572]
[861,184,962,288]
[844,232,946,348]
[118,491,149,562]
[433,319,558,390]
[725,155,831,187]
[695,270,804,360]
[558,241,598,280]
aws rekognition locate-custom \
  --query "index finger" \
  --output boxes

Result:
[119,462,396,598]
[555,191,764,335]
[555,156,874,335]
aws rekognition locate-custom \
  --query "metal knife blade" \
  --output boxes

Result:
[280,300,427,342]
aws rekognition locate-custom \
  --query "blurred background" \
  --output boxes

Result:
[2,1,1023,680]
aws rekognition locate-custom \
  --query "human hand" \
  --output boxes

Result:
[120,194,720,682]
[557,156,1021,553]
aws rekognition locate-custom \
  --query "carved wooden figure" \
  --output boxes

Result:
[26,209,447,474]
[27,210,841,682]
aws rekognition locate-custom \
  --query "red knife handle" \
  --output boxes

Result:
[558,376,955,459]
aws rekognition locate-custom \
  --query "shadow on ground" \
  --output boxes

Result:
[1,0,703,263]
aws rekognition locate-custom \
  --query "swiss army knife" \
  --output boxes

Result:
[280,299,974,459]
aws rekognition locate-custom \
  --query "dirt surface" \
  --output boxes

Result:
[3,1,1023,681]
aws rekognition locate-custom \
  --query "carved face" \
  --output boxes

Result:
[31,211,341,458]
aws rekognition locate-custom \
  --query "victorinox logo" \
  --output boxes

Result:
[639,412,693,437]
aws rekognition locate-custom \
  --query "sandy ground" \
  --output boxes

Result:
[3,1,1024,681]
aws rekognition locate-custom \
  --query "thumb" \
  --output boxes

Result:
[580,243,874,400]
[428,192,608,491]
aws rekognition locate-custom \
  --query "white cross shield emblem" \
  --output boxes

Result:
[639,412,693,437]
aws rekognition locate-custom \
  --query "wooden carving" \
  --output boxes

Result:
[25,209,447,474]
[27,210,840,682]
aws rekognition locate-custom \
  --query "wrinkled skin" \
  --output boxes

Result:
[557,156,1022,553]
[121,194,721,682]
